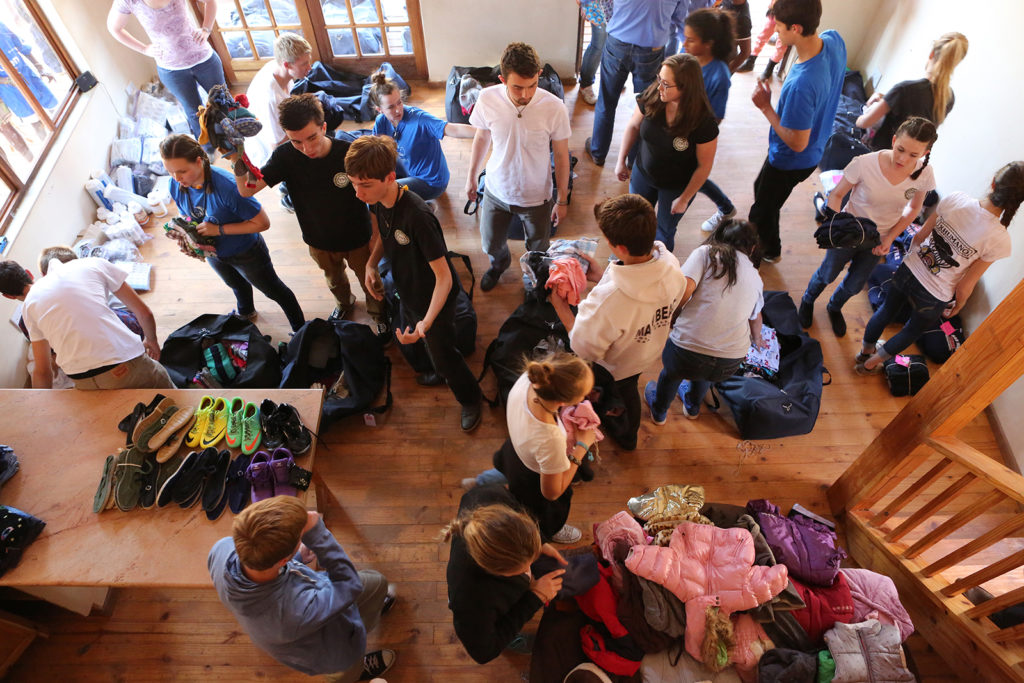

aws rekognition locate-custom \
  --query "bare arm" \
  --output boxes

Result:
[856,98,890,130]
[114,282,162,360]
[395,256,452,344]
[540,467,577,500]
[947,259,995,318]
[615,106,644,181]
[749,312,765,349]
[825,176,854,213]
[232,157,268,197]
[30,339,53,389]
[363,213,385,301]
[551,138,570,225]
[443,123,477,139]
[464,129,491,202]
[752,81,811,153]
[910,211,939,248]
[196,207,271,237]
[106,4,150,56]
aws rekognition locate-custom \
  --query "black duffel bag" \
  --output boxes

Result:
[160,313,280,388]
[883,354,929,397]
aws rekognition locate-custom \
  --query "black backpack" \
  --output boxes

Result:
[712,292,829,440]
[916,315,966,364]
[279,318,392,426]
[883,354,929,397]
[445,62,563,124]
[160,313,280,388]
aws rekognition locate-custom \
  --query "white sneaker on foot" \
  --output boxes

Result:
[579,85,597,105]
[701,208,736,233]
[551,524,582,544]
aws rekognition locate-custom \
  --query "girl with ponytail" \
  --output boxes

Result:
[160,133,305,331]
[856,161,1022,375]
[857,32,968,150]
[798,117,938,337]
[443,485,566,663]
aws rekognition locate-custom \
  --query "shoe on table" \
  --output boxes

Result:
[200,397,229,448]
[259,398,284,450]
[551,523,582,544]
[461,401,483,432]
[269,447,298,497]
[240,401,262,455]
[416,371,444,387]
[224,397,245,449]
[246,451,275,502]
[677,381,701,420]
[274,403,313,455]
[827,306,847,337]
[186,395,215,449]
[644,380,667,426]
[480,267,503,292]
[798,299,813,329]
[579,84,597,105]
[736,54,758,72]
[358,649,396,681]
[583,136,604,167]
[701,207,736,233]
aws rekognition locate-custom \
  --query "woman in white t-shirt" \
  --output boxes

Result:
[493,351,595,545]
[644,219,765,424]
[799,117,938,338]
[857,161,1024,374]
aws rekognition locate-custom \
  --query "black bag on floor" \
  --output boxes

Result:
[160,313,280,388]
[279,318,392,425]
[819,127,870,172]
[445,65,501,124]
[713,292,829,440]
[883,354,929,396]
[916,315,966,364]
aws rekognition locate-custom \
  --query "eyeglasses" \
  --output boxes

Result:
[656,80,679,90]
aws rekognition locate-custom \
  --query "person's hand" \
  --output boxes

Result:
[751,80,772,110]
[551,201,567,227]
[298,543,316,565]
[942,302,959,319]
[364,267,384,301]
[670,194,691,215]
[576,427,597,449]
[395,320,428,345]
[580,252,603,283]
[196,221,220,237]
[530,568,565,602]
[866,91,884,106]
[751,332,768,351]
[540,543,569,565]
[872,240,892,257]
[193,27,212,44]
[465,177,478,204]
[143,338,161,360]
[615,159,630,182]
[302,511,321,535]
[549,290,572,315]
[144,43,164,60]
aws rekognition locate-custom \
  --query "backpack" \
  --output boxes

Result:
[712,292,829,440]
[916,315,966,364]
[883,354,929,397]
[279,318,392,426]
[445,62,564,124]
[819,127,870,172]
[160,313,280,388]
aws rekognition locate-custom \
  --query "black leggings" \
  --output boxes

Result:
[493,439,572,541]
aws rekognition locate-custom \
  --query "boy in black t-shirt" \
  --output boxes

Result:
[233,94,381,329]
[346,135,483,432]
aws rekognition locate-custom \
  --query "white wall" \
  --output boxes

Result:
[850,0,1024,469]
[0,0,156,388]
[420,0,579,82]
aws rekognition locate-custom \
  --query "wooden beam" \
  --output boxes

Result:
[904,489,1005,559]
[965,585,1024,620]
[884,472,976,543]
[923,514,1024,577]
[868,456,953,526]
[928,437,1024,506]
[942,549,1024,598]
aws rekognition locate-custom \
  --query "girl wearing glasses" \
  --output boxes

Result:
[615,53,719,253]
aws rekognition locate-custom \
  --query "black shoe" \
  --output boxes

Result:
[171,448,216,508]
[416,371,445,387]
[461,401,483,432]
[201,449,231,516]
[827,306,847,337]
[480,267,503,292]
[137,454,160,509]
[259,399,285,450]
[275,403,312,455]
[760,59,778,81]
[798,300,813,329]
[736,54,757,72]
[583,136,604,166]
[358,649,396,680]
[381,584,397,614]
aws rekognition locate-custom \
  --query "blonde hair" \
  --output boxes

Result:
[274,33,312,66]
[442,504,541,575]
[233,496,308,571]
[929,32,968,125]
[524,349,592,404]
[38,246,76,275]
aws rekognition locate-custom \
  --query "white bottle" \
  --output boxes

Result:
[103,184,153,212]
[90,169,115,187]
[147,189,169,217]
[113,165,134,192]
[127,201,149,226]
[86,179,114,211]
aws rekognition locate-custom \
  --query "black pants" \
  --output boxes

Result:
[403,300,481,407]
[613,373,641,451]
[748,157,816,259]
[493,439,572,541]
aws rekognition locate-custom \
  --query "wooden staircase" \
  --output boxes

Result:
[829,280,1024,681]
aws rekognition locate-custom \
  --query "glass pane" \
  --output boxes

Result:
[217,0,244,28]
[321,0,351,24]
[251,31,275,58]
[328,28,357,56]
[357,27,383,55]
[0,9,66,116]
[386,26,411,55]
[240,0,272,27]
[351,0,379,23]
[0,177,11,210]
[278,27,304,39]
[0,108,47,178]
[224,33,254,58]
[381,0,408,22]
[268,0,300,24]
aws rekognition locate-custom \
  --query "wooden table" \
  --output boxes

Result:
[0,389,324,594]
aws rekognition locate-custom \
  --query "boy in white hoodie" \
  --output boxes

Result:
[550,193,686,450]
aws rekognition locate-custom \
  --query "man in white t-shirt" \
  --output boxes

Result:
[0,248,172,390]
[465,42,572,291]
[246,33,314,169]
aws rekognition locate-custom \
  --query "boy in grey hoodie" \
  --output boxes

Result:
[550,193,686,450]
[208,496,396,681]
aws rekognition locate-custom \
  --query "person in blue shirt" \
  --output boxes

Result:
[368,71,475,201]
[748,0,846,264]
[160,134,305,332]
[0,20,57,141]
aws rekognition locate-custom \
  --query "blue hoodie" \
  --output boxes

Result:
[208,519,366,675]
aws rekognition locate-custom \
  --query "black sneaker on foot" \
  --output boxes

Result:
[358,649,396,680]
[827,306,847,337]
[760,59,778,81]
[798,300,813,329]
[583,136,604,166]
[736,54,757,72]
[461,401,483,432]
[480,268,502,292]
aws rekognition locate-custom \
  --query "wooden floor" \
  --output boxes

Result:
[5,68,989,681]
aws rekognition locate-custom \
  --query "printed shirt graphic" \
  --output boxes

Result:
[633,305,675,343]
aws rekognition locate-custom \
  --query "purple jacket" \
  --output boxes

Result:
[746,499,847,587]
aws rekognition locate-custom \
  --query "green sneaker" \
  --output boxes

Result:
[224,397,245,449]
[240,401,262,456]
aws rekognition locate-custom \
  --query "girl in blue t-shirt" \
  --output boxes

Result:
[683,8,738,235]
[160,134,305,331]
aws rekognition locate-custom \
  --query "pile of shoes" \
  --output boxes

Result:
[95,394,313,521]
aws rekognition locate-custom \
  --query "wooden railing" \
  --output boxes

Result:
[829,279,1024,682]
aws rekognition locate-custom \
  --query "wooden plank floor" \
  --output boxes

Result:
[5,71,987,681]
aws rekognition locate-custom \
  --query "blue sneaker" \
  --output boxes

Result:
[644,381,667,426]
[677,381,700,419]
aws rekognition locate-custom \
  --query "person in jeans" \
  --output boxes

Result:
[585,0,689,167]
[1,249,173,390]
[234,94,380,329]
[645,219,765,424]
[856,162,1022,375]
[347,135,484,432]
[208,496,397,682]
[107,0,224,141]
[465,42,571,291]
[798,117,937,338]
[161,134,305,332]
[748,0,846,264]
[576,0,612,105]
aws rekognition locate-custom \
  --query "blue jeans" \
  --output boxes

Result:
[863,263,948,360]
[698,179,734,215]
[395,159,445,201]
[652,342,744,414]
[590,34,664,163]
[629,164,691,253]
[207,234,306,331]
[803,246,880,311]
[579,24,608,87]
[157,52,226,140]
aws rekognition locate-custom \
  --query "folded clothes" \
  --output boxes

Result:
[547,256,587,305]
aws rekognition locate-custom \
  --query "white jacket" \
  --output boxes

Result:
[570,242,685,379]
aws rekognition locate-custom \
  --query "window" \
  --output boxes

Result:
[0,0,80,235]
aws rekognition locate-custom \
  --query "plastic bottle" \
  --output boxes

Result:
[113,165,134,191]
[147,189,170,217]
[90,169,115,187]
[103,184,153,212]
[127,201,149,226]
[85,179,114,211]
